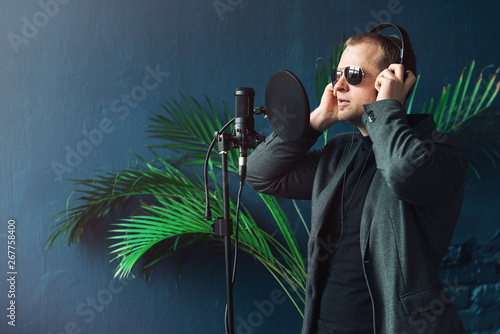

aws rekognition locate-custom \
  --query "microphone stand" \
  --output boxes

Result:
[212,131,235,333]
[209,88,265,334]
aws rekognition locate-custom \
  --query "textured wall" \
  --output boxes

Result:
[1,0,499,333]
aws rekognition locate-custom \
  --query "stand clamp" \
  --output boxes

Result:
[212,218,233,237]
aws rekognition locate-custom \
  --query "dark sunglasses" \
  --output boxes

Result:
[331,66,377,86]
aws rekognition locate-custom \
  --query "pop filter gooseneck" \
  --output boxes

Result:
[264,70,310,141]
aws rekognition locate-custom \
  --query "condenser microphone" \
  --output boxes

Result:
[233,87,255,145]
[233,88,256,182]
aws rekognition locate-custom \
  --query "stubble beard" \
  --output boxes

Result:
[338,104,365,130]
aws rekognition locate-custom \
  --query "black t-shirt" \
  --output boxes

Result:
[316,136,376,334]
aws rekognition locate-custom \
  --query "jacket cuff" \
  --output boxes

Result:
[362,99,406,128]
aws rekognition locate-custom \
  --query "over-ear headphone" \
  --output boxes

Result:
[369,23,416,98]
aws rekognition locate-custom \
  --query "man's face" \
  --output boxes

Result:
[333,42,384,129]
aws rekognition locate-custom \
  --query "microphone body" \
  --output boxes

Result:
[233,87,255,146]
[233,88,256,182]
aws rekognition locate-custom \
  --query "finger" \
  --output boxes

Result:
[374,75,383,92]
[387,63,405,80]
[405,69,416,80]
[326,83,337,98]
[404,70,417,88]
[379,68,397,82]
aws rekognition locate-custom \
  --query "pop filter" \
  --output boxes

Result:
[264,70,310,141]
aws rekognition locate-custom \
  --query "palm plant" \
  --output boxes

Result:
[408,62,500,178]
[47,96,307,316]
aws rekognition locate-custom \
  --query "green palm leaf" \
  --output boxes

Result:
[419,61,500,178]
[46,153,198,249]
[148,95,237,172]
[107,178,306,314]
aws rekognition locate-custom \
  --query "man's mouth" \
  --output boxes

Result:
[338,98,350,106]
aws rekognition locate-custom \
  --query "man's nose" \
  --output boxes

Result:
[333,75,348,95]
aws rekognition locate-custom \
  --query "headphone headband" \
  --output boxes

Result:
[369,23,406,65]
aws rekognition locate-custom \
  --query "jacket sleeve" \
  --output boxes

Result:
[245,128,322,200]
[362,99,468,207]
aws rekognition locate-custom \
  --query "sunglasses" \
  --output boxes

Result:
[331,66,377,86]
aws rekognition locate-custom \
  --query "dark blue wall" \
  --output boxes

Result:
[1,0,499,333]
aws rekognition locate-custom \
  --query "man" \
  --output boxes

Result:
[246,27,467,333]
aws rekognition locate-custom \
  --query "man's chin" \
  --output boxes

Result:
[338,108,356,122]
[338,110,364,126]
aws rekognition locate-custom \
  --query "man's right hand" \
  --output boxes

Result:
[309,83,339,132]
